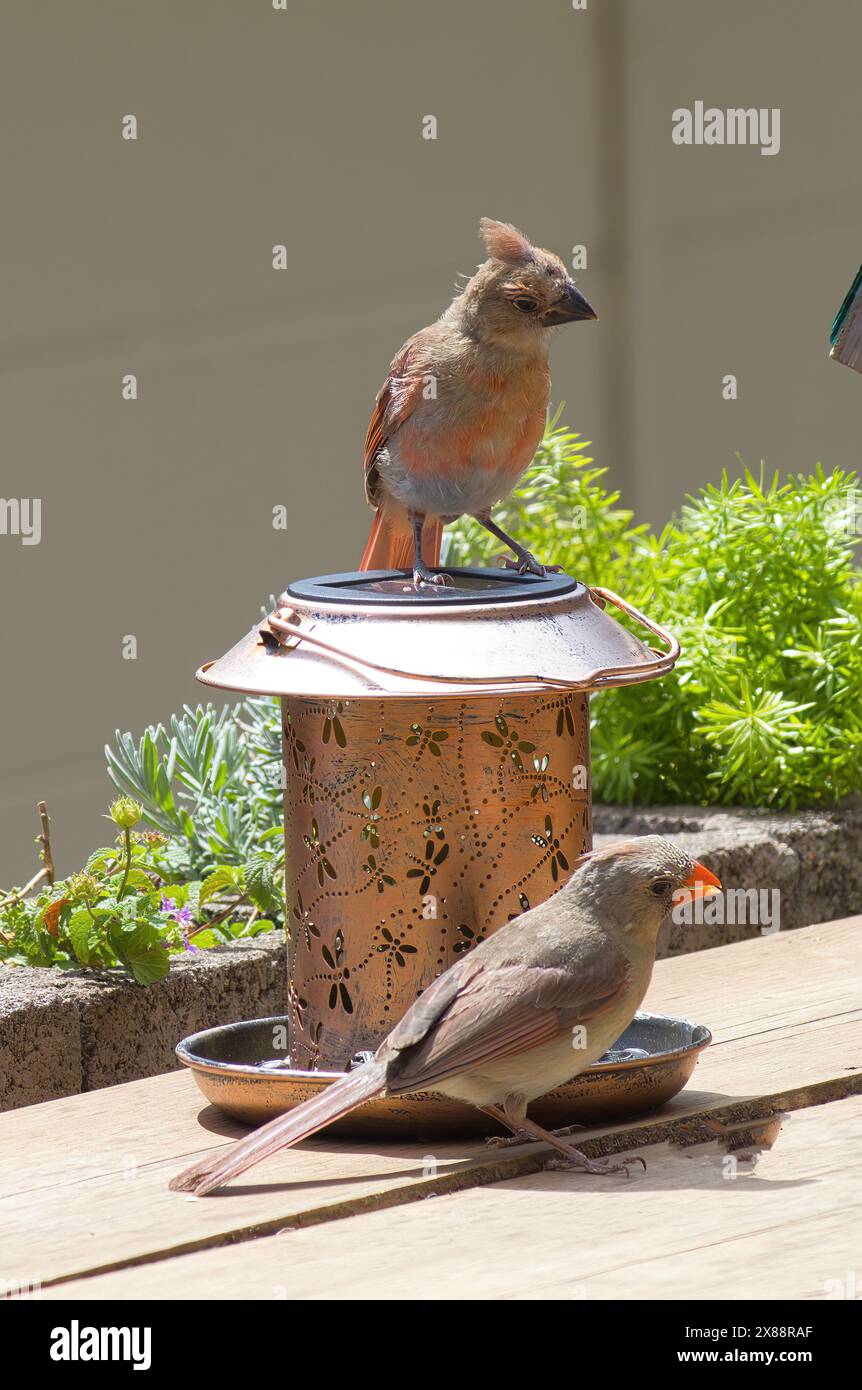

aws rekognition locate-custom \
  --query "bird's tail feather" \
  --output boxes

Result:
[170,1061,387,1196]
[360,502,442,572]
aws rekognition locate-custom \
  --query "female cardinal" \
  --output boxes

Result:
[171,838,720,1195]
[360,218,596,587]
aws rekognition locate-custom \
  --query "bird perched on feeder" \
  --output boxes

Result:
[359,218,597,588]
[171,837,720,1196]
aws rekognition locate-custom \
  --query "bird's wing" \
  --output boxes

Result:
[364,333,432,508]
[383,948,631,1094]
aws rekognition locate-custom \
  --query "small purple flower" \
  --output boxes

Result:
[161,894,192,926]
[161,895,198,953]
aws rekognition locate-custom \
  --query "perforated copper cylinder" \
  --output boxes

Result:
[283,690,591,1069]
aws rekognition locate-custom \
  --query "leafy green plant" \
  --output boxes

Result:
[0,799,280,983]
[105,699,282,876]
[448,416,862,808]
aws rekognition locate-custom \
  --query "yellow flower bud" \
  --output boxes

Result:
[109,797,143,830]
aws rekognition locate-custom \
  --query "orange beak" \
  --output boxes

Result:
[674,860,722,908]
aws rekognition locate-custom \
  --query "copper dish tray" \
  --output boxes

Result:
[177,1011,710,1139]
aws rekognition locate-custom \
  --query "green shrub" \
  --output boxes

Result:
[447,413,862,808]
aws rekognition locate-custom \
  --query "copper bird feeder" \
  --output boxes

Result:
[197,567,679,1075]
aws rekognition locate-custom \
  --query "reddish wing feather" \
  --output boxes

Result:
[385,954,630,1095]
[363,338,428,507]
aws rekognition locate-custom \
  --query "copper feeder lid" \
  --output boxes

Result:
[197,567,680,700]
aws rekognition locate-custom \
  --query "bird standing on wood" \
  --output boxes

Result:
[359,218,597,587]
[171,837,720,1196]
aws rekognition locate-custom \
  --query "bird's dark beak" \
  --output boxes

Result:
[674,861,722,908]
[539,283,597,327]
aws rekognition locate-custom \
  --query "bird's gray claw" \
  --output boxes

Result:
[588,1155,647,1179]
[601,1155,647,1179]
[484,1130,531,1149]
[494,552,561,579]
[495,553,540,576]
[412,567,454,589]
[546,1149,647,1178]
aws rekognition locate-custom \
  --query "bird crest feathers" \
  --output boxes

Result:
[479,217,535,265]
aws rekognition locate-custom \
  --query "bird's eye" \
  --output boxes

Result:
[512,297,537,313]
[650,879,673,896]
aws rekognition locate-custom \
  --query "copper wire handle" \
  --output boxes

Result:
[260,586,679,692]
[580,587,681,688]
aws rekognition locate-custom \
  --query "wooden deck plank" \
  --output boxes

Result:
[43,1096,862,1301]
[2,917,860,1288]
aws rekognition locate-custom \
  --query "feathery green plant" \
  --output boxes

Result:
[448,417,862,809]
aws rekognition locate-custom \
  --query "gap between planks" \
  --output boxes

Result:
[44,1095,862,1302]
[4,917,861,1290]
[29,1072,862,1291]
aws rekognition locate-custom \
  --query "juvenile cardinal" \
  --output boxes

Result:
[171,838,719,1195]
[360,218,596,587]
